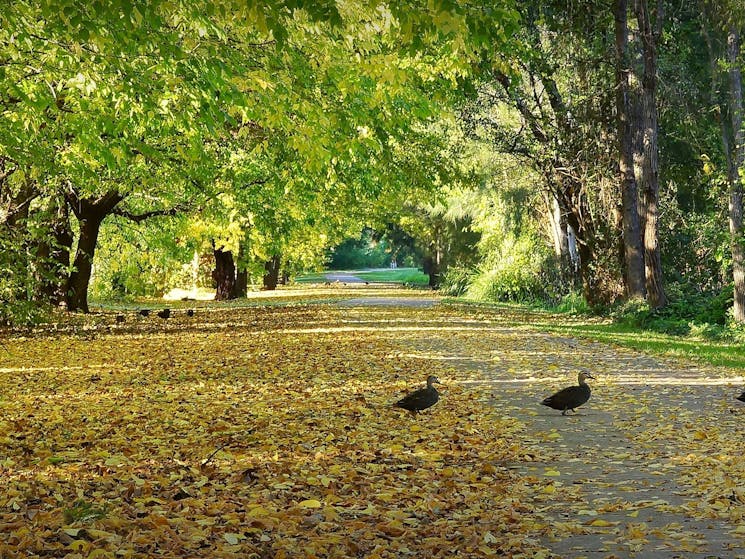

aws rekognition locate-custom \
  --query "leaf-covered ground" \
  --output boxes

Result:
[1,294,540,558]
[1,290,744,558]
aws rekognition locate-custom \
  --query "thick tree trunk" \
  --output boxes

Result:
[65,189,124,312]
[67,219,101,313]
[234,242,248,297]
[262,255,281,290]
[213,248,238,300]
[235,269,248,297]
[634,0,667,308]
[615,0,646,300]
[727,28,745,322]
[36,197,72,305]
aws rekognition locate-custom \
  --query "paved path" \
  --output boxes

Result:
[324,272,367,283]
[340,302,745,558]
[338,297,438,307]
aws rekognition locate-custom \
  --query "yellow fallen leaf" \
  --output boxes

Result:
[544,469,560,476]
[298,499,322,509]
[87,549,114,559]
[587,519,616,527]
[577,509,598,516]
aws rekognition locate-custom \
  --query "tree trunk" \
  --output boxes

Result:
[65,189,124,312]
[634,0,667,308]
[234,242,248,297]
[213,248,238,300]
[36,196,72,305]
[235,269,248,297]
[263,255,281,290]
[727,28,745,322]
[615,0,646,300]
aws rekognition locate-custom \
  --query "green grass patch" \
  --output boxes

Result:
[447,299,745,370]
[296,268,429,285]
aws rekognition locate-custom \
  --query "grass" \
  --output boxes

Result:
[295,267,429,285]
[446,299,745,371]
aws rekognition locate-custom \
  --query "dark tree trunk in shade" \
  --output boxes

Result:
[727,28,745,322]
[65,189,124,312]
[234,243,248,297]
[634,0,667,308]
[263,255,281,290]
[614,0,646,300]
[36,197,73,305]
[213,248,238,300]
[235,269,248,298]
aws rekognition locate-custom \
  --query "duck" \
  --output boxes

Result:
[737,391,745,403]
[394,375,441,415]
[541,372,595,415]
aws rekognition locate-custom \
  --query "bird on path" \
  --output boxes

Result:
[541,372,596,415]
[394,375,442,415]
[186,309,195,317]
[737,391,745,403]
[139,309,150,317]
[157,308,171,319]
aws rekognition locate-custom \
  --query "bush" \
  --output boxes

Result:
[0,240,48,326]
[440,266,475,296]
[610,282,734,337]
[463,235,574,305]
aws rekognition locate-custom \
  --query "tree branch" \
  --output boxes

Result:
[112,205,186,223]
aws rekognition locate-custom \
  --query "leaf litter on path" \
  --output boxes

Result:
[1,299,744,558]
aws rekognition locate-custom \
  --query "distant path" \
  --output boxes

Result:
[323,272,367,283]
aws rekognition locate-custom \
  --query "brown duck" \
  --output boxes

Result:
[394,375,441,415]
[541,372,595,415]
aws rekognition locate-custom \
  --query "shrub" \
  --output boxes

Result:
[440,266,475,296]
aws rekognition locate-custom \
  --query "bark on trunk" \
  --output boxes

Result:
[213,248,238,300]
[727,28,745,322]
[263,255,281,290]
[234,243,248,297]
[634,0,667,308]
[36,197,72,305]
[235,269,248,297]
[615,0,646,300]
[65,189,124,312]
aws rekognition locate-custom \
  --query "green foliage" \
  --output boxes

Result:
[465,238,549,303]
[440,266,475,296]
[543,291,591,315]
[327,229,394,270]
[0,231,48,326]
[611,282,734,337]
[62,499,107,524]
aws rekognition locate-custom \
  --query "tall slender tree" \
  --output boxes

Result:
[726,27,745,321]
[633,0,667,308]
[615,0,646,299]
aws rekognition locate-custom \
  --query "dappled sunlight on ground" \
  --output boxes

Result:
[2,290,745,557]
